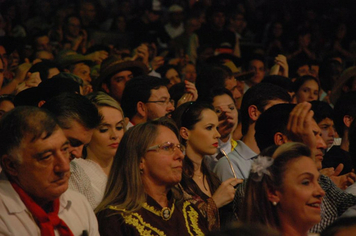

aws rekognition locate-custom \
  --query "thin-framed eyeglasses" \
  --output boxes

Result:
[146,142,185,154]
[146,98,175,107]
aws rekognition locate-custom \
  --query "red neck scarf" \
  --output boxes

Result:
[11,182,74,236]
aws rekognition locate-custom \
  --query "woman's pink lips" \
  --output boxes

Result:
[213,143,218,148]
[109,143,119,148]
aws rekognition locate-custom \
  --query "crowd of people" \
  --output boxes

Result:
[1,0,356,235]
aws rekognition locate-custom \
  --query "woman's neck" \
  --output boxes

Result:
[279,219,309,236]
[86,148,113,176]
[143,180,169,207]
[185,145,204,174]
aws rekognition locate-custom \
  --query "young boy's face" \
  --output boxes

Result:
[318,118,335,148]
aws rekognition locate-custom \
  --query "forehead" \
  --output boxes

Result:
[0,100,14,110]
[149,86,169,99]
[302,79,318,87]
[153,125,179,144]
[213,94,234,105]
[111,70,132,78]
[68,17,80,24]
[62,120,93,144]
[284,156,318,179]
[20,128,67,153]
[197,109,219,125]
[36,36,49,43]
[224,77,237,89]
[249,59,264,67]
[74,63,90,70]
[318,117,333,125]
[99,106,123,120]
[166,68,178,75]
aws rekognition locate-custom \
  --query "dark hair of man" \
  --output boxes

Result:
[254,103,295,152]
[240,83,291,136]
[0,106,58,160]
[120,75,170,120]
[42,93,100,130]
[333,91,356,137]
[310,100,334,124]
[28,60,60,81]
[320,216,356,236]
[261,75,293,93]
[195,64,232,101]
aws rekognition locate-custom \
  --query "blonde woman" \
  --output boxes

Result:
[69,92,125,209]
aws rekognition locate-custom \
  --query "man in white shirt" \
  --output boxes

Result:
[0,106,99,236]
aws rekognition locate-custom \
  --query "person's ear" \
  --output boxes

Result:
[1,155,19,177]
[248,105,261,121]
[137,101,147,118]
[180,127,190,140]
[343,115,354,128]
[267,187,280,206]
[139,158,145,174]
[101,83,110,93]
[274,132,288,146]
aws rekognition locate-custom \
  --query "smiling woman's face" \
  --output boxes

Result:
[274,156,325,231]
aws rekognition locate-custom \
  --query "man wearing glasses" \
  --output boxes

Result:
[121,75,175,129]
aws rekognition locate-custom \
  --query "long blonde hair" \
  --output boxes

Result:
[95,117,180,214]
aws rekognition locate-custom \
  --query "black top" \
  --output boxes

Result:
[323,146,354,175]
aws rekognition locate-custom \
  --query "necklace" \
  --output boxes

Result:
[142,199,175,221]
[195,173,203,179]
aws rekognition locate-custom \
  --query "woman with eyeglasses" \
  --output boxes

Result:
[172,102,242,230]
[69,92,125,209]
[96,117,209,235]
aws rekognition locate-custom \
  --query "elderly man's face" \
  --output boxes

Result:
[9,128,70,205]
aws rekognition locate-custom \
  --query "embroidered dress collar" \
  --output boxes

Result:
[143,192,175,221]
